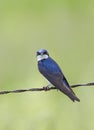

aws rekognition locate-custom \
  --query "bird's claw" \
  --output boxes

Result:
[43,86,50,91]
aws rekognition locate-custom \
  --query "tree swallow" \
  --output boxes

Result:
[36,49,80,102]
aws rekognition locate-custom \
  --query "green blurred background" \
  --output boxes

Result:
[0,0,94,130]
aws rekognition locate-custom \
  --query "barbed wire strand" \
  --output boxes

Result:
[0,82,94,95]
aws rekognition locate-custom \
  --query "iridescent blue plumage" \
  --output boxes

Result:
[37,49,80,102]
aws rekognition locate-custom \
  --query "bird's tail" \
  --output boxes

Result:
[68,94,80,102]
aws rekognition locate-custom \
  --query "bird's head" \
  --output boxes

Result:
[36,49,49,61]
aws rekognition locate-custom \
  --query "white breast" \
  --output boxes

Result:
[37,54,49,61]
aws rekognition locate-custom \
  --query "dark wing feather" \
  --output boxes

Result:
[62,76,76,95]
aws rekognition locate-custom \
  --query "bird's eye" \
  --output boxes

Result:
[37,52,41,55]
[43,51,47,55]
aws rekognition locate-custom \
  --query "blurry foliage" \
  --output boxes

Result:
[0,0,94,130]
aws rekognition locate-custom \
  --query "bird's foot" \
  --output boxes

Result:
[43,85,50,91]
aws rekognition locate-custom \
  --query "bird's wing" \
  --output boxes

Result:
[38,57,75,95]
[62,76,75,95]
[38,58,80,101]
[41,66,75,95]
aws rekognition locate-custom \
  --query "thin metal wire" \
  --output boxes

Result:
[0,82,94,95]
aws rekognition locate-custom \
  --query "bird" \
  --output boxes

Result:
[36,49,80,102]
